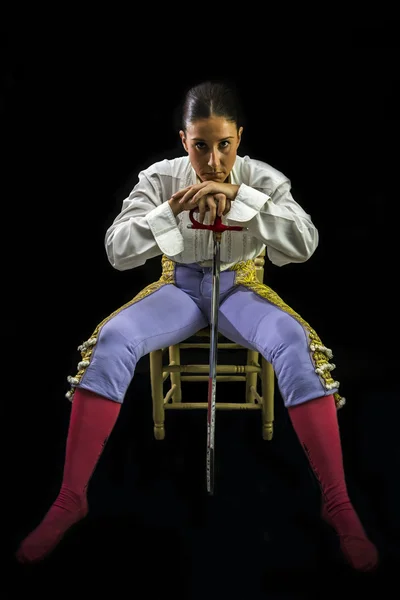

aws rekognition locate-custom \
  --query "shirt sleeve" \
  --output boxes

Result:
[227,181,319,266]
[105,170,184,270]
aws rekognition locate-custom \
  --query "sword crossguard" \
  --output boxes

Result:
[187,207,243,233]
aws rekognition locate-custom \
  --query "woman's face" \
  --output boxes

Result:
[180,116,243,182]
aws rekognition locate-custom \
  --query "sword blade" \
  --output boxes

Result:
[206,232,221,495]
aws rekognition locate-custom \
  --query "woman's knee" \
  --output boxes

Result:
[276,312,306,345]
[95,317,139,365]
[75,322,137,402]
[259,311,308,361]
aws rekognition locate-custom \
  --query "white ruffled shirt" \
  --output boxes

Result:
[105,154,319,272]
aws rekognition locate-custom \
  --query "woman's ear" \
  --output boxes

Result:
[179,130,188,153]
[237,126,243,148]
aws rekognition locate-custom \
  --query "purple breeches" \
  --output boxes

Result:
[68,260,340,408]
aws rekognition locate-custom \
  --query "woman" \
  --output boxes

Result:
[16,80,378,572]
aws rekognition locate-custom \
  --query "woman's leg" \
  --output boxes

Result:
[218,286,378,572]
[16,283,208,563]
[16,389,120,564]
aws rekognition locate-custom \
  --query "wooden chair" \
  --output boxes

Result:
[149,249,275,442]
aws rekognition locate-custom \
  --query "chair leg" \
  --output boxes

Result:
[169,344,182,402]
[150,349,165,440]
[246,349,258,403]
[261,358,274,440]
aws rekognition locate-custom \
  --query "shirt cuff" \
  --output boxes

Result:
[146,202,184,255]
[227,183,271,222]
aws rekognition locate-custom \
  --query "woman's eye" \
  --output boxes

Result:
[194,141,230,150]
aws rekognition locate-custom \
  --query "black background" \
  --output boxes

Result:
[4,19,400,598]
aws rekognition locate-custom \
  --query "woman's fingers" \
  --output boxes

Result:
[214,193,227,217]
[177,191,230,224]
[178,189,196,204]
[198,196,210,224]
[198,195,218,224]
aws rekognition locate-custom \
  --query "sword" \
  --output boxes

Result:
[188,207,243,495]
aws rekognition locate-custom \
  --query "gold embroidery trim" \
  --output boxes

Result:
[66,255,175,401]
[230,260,345,409]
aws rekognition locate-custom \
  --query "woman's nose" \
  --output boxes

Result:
[208,152,220,168]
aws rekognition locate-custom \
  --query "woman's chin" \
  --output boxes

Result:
[201,172,225,182]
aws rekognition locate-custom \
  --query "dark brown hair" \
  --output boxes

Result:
[179,80,244,132]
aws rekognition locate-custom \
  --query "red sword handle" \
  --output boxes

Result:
[188,207,243,232]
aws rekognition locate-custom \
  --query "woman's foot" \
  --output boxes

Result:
[321,502,379,572]
[15,488,88,564]
[288,395,379,573]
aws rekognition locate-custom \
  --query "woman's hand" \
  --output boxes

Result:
[195,194,231,224]
[172,181,240,205]
[169,189,232,224]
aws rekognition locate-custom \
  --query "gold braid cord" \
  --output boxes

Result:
[230,260,345,410]
[65,255,175,401]
[66,255,345,409]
